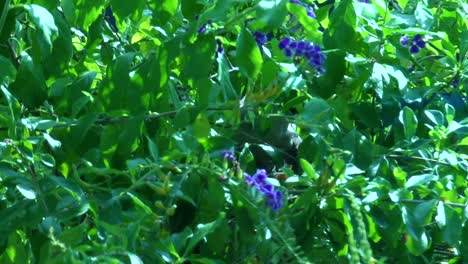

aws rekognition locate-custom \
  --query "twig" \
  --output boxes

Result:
[385,154,453,167]
[27,163,50,214]
[11,144,50,214]
[0,106,248,131]
[400,199,466,208]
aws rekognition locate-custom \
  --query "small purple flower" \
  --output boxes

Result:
[412,34,425,48]
[244,169,284,211]
[224,152,234,160]
[279,37,291,49]
[289,0,315,18]
[253,169,267,184]
[266,190,284,211]
[307,8,316,18]
[410,45,419,54]
[254,32,268,45]
[297,41,306,50]
[404,35,426,54]
[215,39,224,58]
[253,32,270,53]
[400,35,409,46]
[259,183,274,193]
[358,0,370,3]
[197,20,212,34]
[245,174,254,185]
[289,41,298,49]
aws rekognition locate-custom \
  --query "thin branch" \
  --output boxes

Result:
[0,106,248,131]
[400,199,466,208]
[385,154,453,167]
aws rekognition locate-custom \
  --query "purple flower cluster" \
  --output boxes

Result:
[215,39,224,58]
[254,32,268,47]
[358,0,370,3]
[400,34,426,54]
[289,0,316,18]
[253,32,273,52]
[221,150,235,161]
[279,37,326,72]
[245,169,283,211]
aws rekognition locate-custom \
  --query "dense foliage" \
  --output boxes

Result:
[0,0,467,263]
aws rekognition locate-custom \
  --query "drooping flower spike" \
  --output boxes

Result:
[245,169,284,212]
[279,37,326,72]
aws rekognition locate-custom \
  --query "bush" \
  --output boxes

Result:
[0,0,467,263]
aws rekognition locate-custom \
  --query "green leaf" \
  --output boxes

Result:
[385,65,407,90]
[113,116,144,167]
[31,0,60,9]
[300,158,317,180]
[127,253,144,264]
[300,98,331,122]
[216,56,237,102]
[181,0,203,20]
[21,117,61,130]
[183,213,225,257]
[101,53,148,112]
[0,56,16,84]
[25,4,58,58]
[396,0,409,10]
[342,129,375,169]
[392,167,407,187]
[424,110,444,127]
[58,224,87,246]
[444,103,455,124]
[39,153,56,167]
[402,206,430,255]
[127,192,153,215]
[399,106,418,140]
[0,84,21,137]
[253,0,287,32]
[236,28,263,79]
[175,106,202,130]
[405,174,437,188]
[351,102,381,129]
[110,0,145,22]
[323,0,359,51]
[62,0,106,29]
[287,2,321,42]
[414,2,433,30]
[0,232,29,264]
[192,114,210,139]
[202,0,236,21]
[16,184,36,199]
[43,10,74,76]
[68,113,99,153]
[162,0,179,17]
[435,202,463,246]
[146,136,159,162]
[183,36,216,81]
[9,52,47,107]
[67,71,97,117]
[368,63,390,98]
